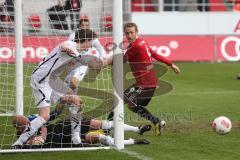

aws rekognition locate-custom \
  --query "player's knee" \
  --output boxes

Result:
[38,107,50,121]
[60,95,81,105]
[70,95,83,107]
[60,95,83,111]
[41,114,50,122]
[70,77,79,90]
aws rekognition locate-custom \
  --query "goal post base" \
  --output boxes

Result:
[0,146,111,154]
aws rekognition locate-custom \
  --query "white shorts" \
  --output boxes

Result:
[31,77,53,108]
[31,75,71,108]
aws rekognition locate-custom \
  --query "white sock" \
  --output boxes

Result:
[124,124,139,133]
[71,113,81,144]
[98,135,135,146]
[68,105,80,115]
[12,116,46,146]
[124,138,135,145]
[99,135,114,146]
[102,121,139,133]
[71,131,81,144]
[101,120,114,130]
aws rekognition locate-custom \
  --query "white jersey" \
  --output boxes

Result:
[68,32,105,60]
[31,40,103,108]
[65,33,105,87]
[32,40,84,83]
[31,40,89,108]
[50,48,103,103]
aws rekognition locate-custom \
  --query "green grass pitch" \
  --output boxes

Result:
[0,62,240,160]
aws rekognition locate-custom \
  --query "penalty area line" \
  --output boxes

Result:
[119,149,153,160]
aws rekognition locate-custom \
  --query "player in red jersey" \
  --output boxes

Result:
[108,22,180,136]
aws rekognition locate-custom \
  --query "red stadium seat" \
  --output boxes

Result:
[233,3,240,12]
[131,0,155,12]
[103,15,112,32]
[228,0,240,12]
[28,15,41,29]
[208,0,227,11]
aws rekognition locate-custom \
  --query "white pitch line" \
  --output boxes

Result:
[164,90,240,96]
[119,149,153,160]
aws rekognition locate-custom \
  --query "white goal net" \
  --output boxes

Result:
[0,0,124,152]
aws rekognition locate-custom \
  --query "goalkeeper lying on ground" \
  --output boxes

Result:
[13,116,151,148]
[12,95,151,148]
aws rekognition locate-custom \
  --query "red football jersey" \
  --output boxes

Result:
[124,37,172,87]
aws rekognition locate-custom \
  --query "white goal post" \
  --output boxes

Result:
[113,0,124,150]
[15,0,24,116]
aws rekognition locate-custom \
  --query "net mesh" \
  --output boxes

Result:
[0,0,116,151]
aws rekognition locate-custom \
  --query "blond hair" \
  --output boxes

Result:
[124,22,138,32]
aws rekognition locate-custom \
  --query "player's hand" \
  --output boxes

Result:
[171,64,180,74]
[60,43,77,57]
[26,136,45,145]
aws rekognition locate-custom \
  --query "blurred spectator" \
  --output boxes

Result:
[0,0,14,22]
[164,0,179,11]
[0,0,14,32]
[178,0,199,11]
[47,0,68,30]
[0,3,4,21]
[131,0,156,12]
[4,0,14,20]
[0,4,5,32]
[197,0,209,11]
[64,0,82,30]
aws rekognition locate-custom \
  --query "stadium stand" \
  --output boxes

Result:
[233,3,240,11]
[0,0,14,33]
[0,0,237,35]
[47,1,68,30]
[229,0,240,11]
[103,15,112,32]
[208,0,227,11]
[28,15,41,30]
[131,0,156,12]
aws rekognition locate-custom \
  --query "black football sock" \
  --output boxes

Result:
[107,111,114,121]
[132,106,160,124]
[49,110,58,121]
[49,109,62,121]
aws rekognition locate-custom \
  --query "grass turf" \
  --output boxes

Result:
[1,62,240,160]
